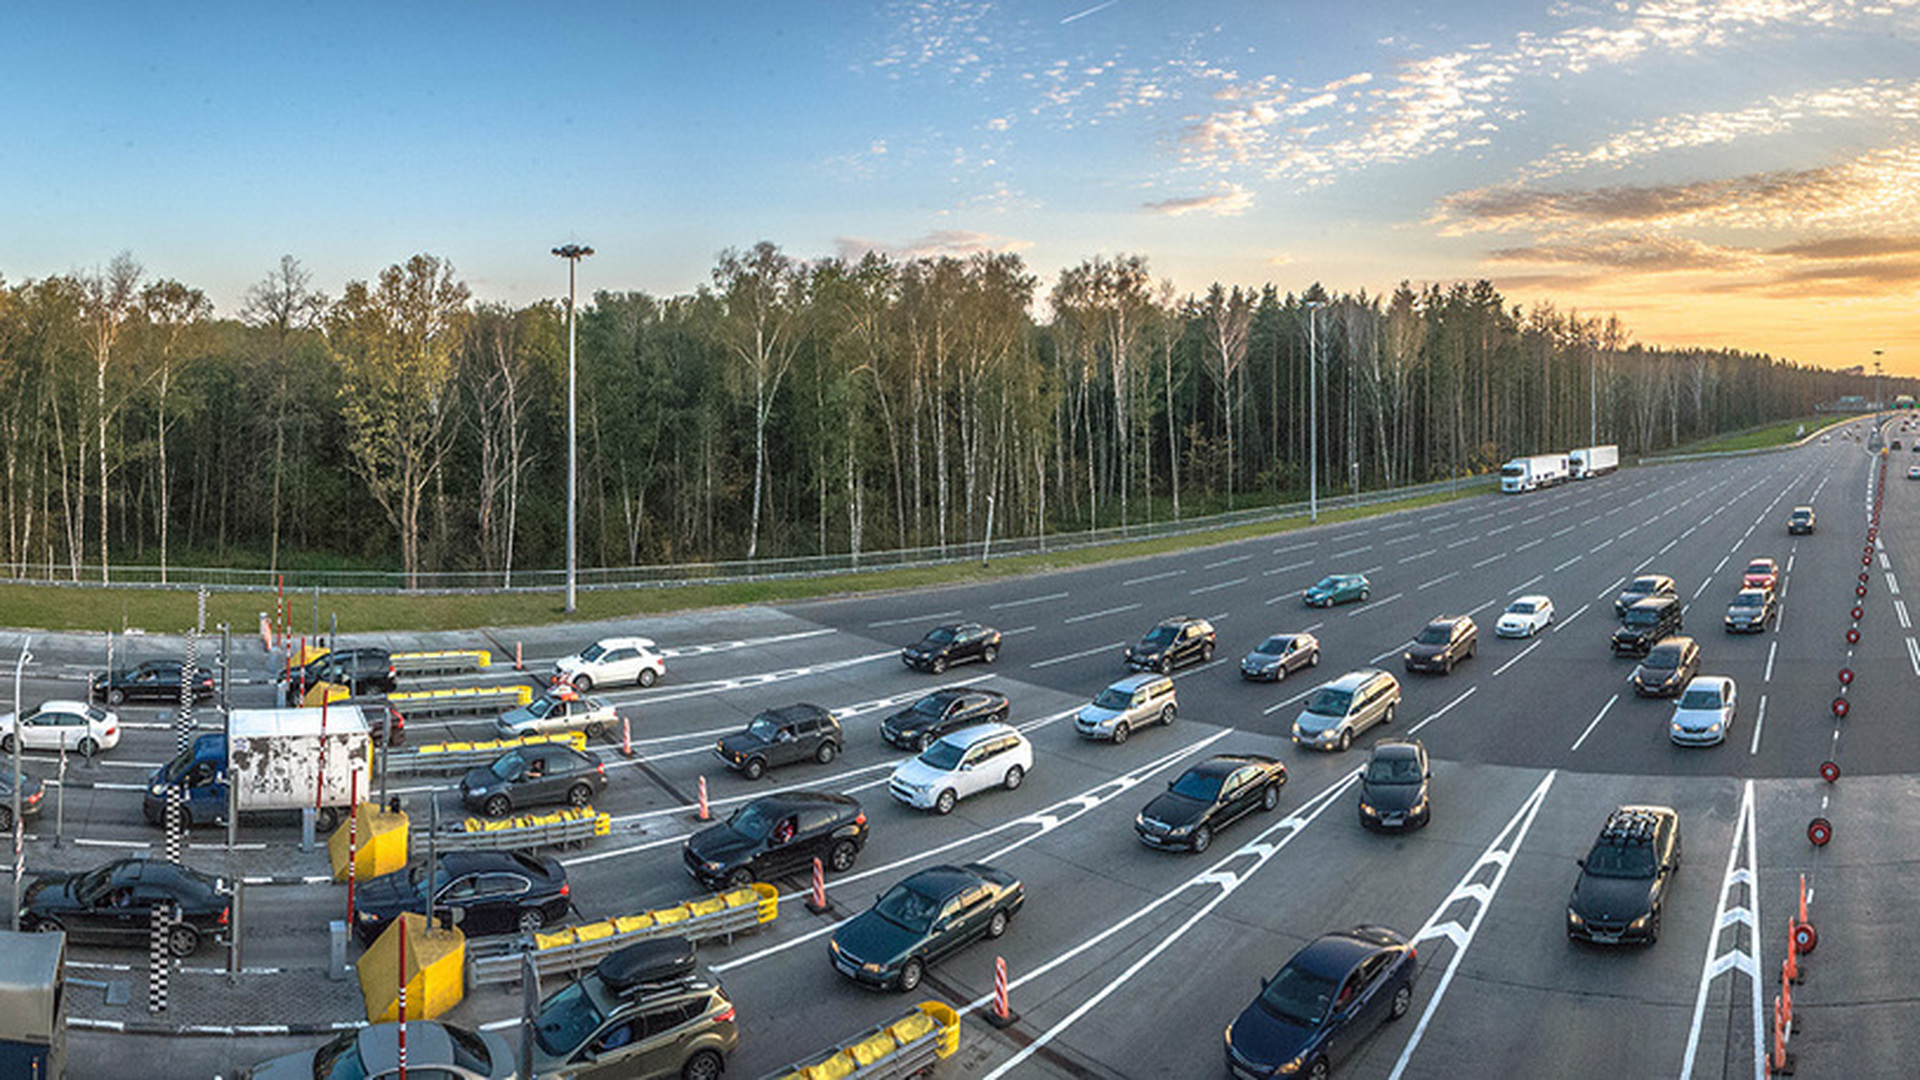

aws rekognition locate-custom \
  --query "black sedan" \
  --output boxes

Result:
[21,858,229,957]
[684,791,868,888]
[460,744,608,818]
[901,623,1001,674]
[1358,739,1430,831]
[1224,925,1418,1080]
[1135,754,1287,853]
[90,659,215,705]
[239,1021,514,1080]
[880,687,1011,751]
[1240,633,1320,682]
[354,852,570,943]
[0,767,45,831]
[829,863,1023,992]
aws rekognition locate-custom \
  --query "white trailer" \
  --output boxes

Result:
[146,706,372,830]
[1500,454,1571,493]
[1569,444,1620,479]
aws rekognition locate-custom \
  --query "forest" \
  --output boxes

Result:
[0,244,1869,587]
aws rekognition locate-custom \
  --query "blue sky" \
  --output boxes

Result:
[7,1,1920,373]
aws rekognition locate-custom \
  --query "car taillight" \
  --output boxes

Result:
[853,812,866,827]
[105,725,118,736]
[1408,945,1417,961]
[219,905,230,926]
[714,1005,737,1024]
[559,883,570,897]
[596,763,606,776]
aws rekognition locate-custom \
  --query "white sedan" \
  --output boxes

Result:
[496,690,619,738]
[1670,676,1737,747]
[553,636,666,691]
[0,700,122,755]
[1495,595,1555,638]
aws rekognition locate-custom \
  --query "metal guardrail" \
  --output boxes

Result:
[385,684,533,719]
[762,1002,961,1080]
[434,805,610,853]
[389,732,587,774]
[466,883,778,988]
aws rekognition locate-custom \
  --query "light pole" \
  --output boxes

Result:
[1306,299,1326,523]
[11,638,29,931]
[552,244,593,614]
[1590,336,1599,448]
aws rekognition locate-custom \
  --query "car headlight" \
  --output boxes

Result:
[863,962,885,974]
[1707,723,1722,734]
[1628,914,1651,931]
[1359,801,1376,816]
[1567,909,1584,927]
[1166,823,1191,837]
[704,860,724,873]
[357,908,379,922]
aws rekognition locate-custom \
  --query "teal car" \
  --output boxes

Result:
[1304,574,1371,608]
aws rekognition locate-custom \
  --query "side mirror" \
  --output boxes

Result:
[1576,857,1587,869]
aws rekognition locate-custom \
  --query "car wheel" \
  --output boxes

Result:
[682,1049,725,1080]
[815,741,838,765]
[727,866,755,888]
[1261,784,1280,812]
[567,783,593,808]
[484,794,512,818]
[167,924,201,958]
[898,958,925,993]
[1310,649,1321,667]
[1201,643,1214,662]
[828,840,859,873]
[919,733,936,752]
[573,675,594,692]
[1159,657,1172,675]
[1360,589,1371,602]
[1646,909,1661,945]
[934,789,957,815]
[982,646,998,665]
[1160,704,1176,726]
[1190,825,1212,853]
[107,688,126,705]
[1444,656,1454,675]
[28,915,63,936]
[1003,764,1025,791]
[638,667,658,688]
[1389,983,1413,1020]
[316,806,341,832]
[0,735,12,754]
[987,909,1010,939]
[585,720,606,738]
[1338,729,1352,752]
[743,758,766,781]
[77,736,99,757]
[1112,722,1130,745]
[518,908,546,935]
[1384,703,1396,725]
[931,657,947,675]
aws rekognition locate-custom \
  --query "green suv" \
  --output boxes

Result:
[531,938,737,1079]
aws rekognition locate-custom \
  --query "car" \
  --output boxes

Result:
[1134,754,1286,853]
[1787,506,1816,534]
[1611,596,1683,657]
[1494,595,1555,638]
[683,791,868,889]
[239,1021,514,1080]
[828,863,1024,992]
[1567,806,1680,945]
[1240,633,1320,681]
[1723,589,1776,634]
[0,767,44,831]
[1403,615,1477,674]
[284,647,397,700]
[1074,672,1178,743]
[555,636,666,691]
[1631,636,1700,697]
[880,686,1011,752]
[1740,558,1779,591]
[496,687,620,738]
[1223,925,1419,1080]
[1125,615,1217,673]
[1292,669,1401,752]
[888,723,1032,815]
[1358,739,1430,832]
[900,622,1002,674]
[1303,574,1370,608]
[1908,465,1920,480]
[528,938,738,1080]
[90,659,215,705]
[714,703,843,780]
[1614,574,1677,616]
[21,858,229,957]
[353,851,571,943]
[1896,439,1906,450]
[0,700,121,755]
[1670,675,1737,746]
[461,743,608,818]
[1820,434,1832,443]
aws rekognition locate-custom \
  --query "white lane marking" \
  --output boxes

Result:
[1515,537,1544,552]
[1122,569,1185,586]
[1748,694,1768,755]
[1001,626,1037,636]
[990,591,1068,610]
[1492,640,1542,677]
[1372,640,1415,665]
[1888,573,1901,596]
[1272,541,1317,554]
[1658,537,1679,555]
[1553,554,1582,572]
[1406,687,1477,736]
[1399,548,1438,564]
[1264,591,1304,606]
[1693,578,1713,600]
[1418,570,1461,591]
[1351,592,1403,615]
[1509,574,1544,595]
[1390,771,1557,1080]
[1568,694,1619,752]
[1713,553,1731,575]
[1551,525,1577,538]
[1332,545,1374,558]
[1471,552,1507,569]
[1908,637,1920,677]
[1029,641,1125,668]
[638,651,898,706]
[1263,559,1315,577]
[1465,598,1500,619]
[1189,576,1248,596]
[1203,554,1253,570]
[1486,524,1513,536]
[1881,551,1892,570]
[1764,641,1777,683]
[1262,687,1316,716]
[978,768,1365,1077]
[1063,603,1141,624]
[1589,538,1615,554]
[656,627,838,659]
[1445,536,1477,549]
[1679,780,1763,1080]
[866,610,962,629]
[1896,599,1911,630]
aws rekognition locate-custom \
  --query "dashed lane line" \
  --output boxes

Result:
[1063,603,1142,625]
[990,592,1068,610]
[1491,640,1541,677]
[1749,694,1768,755]
[1406,687,1477,737]
[865,610,961,629]
[1029,641,1125,668]
[1568,694,1619,752]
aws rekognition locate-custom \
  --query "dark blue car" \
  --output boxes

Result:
[1224,925,1418,1079]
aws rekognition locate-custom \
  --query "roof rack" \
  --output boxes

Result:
[1599,808,1663,844]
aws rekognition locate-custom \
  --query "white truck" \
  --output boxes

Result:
[143,706,372,831]
[1500,454,1571,493]
[1569,444,1620,479]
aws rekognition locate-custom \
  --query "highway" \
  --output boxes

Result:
[11,417,1916,1078]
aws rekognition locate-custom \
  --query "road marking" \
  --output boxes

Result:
[638,651,898,706]
[1515,537,1544,552]
[1764,641,1776,683]
[1908,637,1920,677]
[1351,592,1403,615]
[1262,686,1316,716]
[1658,537,1679,555]
[990,591,1068,610]
[1399,548,1438,564]
[865,610,961,629]
[1063,603,1141,624]
[655,627,838,659]
[1749,694,1768,755]
[1406,687,1476,736]
[1264,591,1303,605]
[1372,640,1415,665]
[1692,578,1713,600]
[1445,535,1477,549]
[1568,694,1619,751]
[1189,576,1247,595]
[1509,574,1544,595]
[1552,524,1577,538]
[1203,554,1252,570]
[1263,559,1315,577]
[1896,599,1911,629]
[1122,570,1184,586]
[1332,545,1374,558]
[1679,780,1764,1080]
[1417,570,1460,591]
[1486,524,1513,536]
[1272,541,1317,555]
[1492,640,1541,677]
[1553,554,1582,572]
[1390,771,1557,1080]
[1889,573,1901,596]
[1589,538,1615,554]
[1382,534,1421,546]
[1713,553,1731,575]
[1029,641,1125,668]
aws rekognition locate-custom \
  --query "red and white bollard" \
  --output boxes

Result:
[622,714,634,758]
[697,776,710,822]
[397,922,409,1076]
[515,641,523,671]
[987,954,1018,1028]
[807,856,829,914]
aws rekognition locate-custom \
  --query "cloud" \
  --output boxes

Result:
[1485,235,1751,270]
[1141,184,1254,216]
[832,230,1035,263]
[1768,234,1920,259]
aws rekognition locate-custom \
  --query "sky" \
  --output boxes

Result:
[6,1,1919,376]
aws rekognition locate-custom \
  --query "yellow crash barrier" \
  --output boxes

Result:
[387,685,534,709]
[455,804,608,835]
[533,885,774,954]
[358,912,464,1023]
[394,649,492,670]
[297,680,351,707]
[767,1002,960,1080]
[329,803,410,882]
[416,731,586,757]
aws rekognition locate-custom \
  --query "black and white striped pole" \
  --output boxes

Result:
[148,901,171,1014]
[166,629,197,866]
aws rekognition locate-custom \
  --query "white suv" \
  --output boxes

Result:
[554,637,666,691]
[889,723,1032,815]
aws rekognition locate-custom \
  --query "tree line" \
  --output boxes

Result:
[0,244,1875,585]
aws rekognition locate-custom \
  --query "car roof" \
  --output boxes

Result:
[1508,595,1549,606]
[1154,615,1208,628]
[756,703,832,724]
[1629,595,1677,610]
[1186,753,1276,779]
[1745,558,1776,567]
[1104,672,1171,693]
[900,864,987,899]
[1290,926,1408,977]
[590,636,655,650]
[1367,740,1423,762]
[746,790,859,813]
[1733,589,1768,601]
[1426,615,1468,628]
[929,622,984,633]
[934,722,1019,748]
[1645,636,1694,654]
[1791,506,1813,513]
[921,685,1004,704]
[354,1022,462,1074]
[1322,668,1388,691]
[1627,574,1672,587]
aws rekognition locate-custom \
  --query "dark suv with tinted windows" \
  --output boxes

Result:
[284,647,397,701]
[714,704,843,781]
[1403,616,1477,674]
[529,937,738,1080]
[1611,597,1682,656]
[684,791,868,888]
[1614,575,1678,616]
[1125,616,1216,673]
[1568,805,1680,945]
[901,623,1002,674]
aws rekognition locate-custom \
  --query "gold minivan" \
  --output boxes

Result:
[1292,669,1402,752]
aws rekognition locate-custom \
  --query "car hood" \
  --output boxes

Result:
[717,732,772,756]
[1570,873,1656,922]
[1405,641,1447,659]
[881,706,934,735]
[1671,706,1727,731]
[1139,791,1208,829]
[460,766,505,793]
[890,757,954,789]
[1077,702,1124,725]
[1612,624,1655,641]
[1495,614,1530,630]
[1304,587,1334,601]
[1126,642,1170,660]
[1293,709,1341,735]
[1633,665,1682,687]
[834,909,921,968]
[1227,997,1319,1072]
[1242,649,1283,667]
[21,874,77,912]
[498,703,540,727]
[685,824,759,867]
[1362,780,1425,814]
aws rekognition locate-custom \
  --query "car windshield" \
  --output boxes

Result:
[1169,769,1224,802]
[578,643,609,662]
[311,1030,369,1080]
[745,716,780,741]
[1415,624,1452,645]
[161,745,195,782]
[1679,687,1723,709]
[533,980,606,1056]
[912,696,950,718]
[1585,843,1656,878]
[523,697,559,719]
[1733,592,1766,608]
[1366,756,1422,784]
[1643,649,1680,670]
[1506,601,1537,615]
[1140,626,1178,648]
[1628,578,1662,593]
[1624,607,1662,626]
[1256,964,1338,1026]
[922,627,956,645]
[1306,688,1353,715]
[74,864,118,900]
[1745,563,1771,575]
[726,802,775,840]
[1313,577,1340,591]
[917,741,966,771]
[489,752,526,780]
[1092,687,1134,710]
[1255,636,1291,655]
[874,882,939,933]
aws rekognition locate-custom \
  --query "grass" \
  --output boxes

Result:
[0,488,1484,635]
[1668,416,1829,456]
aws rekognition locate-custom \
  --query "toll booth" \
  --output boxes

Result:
[0,930,66,1078]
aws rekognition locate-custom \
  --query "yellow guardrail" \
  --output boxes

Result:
[456,804,610,836]
[764,1001,961,1079]
[393,649,492,672]
[415,731,586,756]
[388,684,533,711]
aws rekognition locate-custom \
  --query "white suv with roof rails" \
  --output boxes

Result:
[889,723,1033,815]
[554,637,666,691]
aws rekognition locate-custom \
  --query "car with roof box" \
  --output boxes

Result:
[528,937,738,1080]
[1567,805,1680,945]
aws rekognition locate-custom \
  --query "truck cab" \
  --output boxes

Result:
[143,734,228,827]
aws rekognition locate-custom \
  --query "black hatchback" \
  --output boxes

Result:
[353,851,570,943]
[880,687,1011,751]
[1225,925,1419,1080]
[1358,740,1430,831]
[901,623,1002,674]
[684,791,868,888]
[21,858,229,957]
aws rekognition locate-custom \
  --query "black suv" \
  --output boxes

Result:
[1614,575,1678,616]
[880,687,1011,751]
[901,623,1002,674]
[1631,636,1699,697]
[1403,615,1477,674]
[1358,739,1430,831]
[714,703,843,780]
[684,791,868,888]
[529,937,738,1080]
[1611,597,1682,656]
[1786,506,1815,535]
[1125,616,1217,674]
[285,647,397,700]
[1567,805,1680,945]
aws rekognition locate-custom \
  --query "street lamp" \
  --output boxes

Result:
[1590,336,1599,448]
[1306,298,1327,523]
[552,244,593,614]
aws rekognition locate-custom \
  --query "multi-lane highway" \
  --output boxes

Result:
[13,418,1917,1078]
